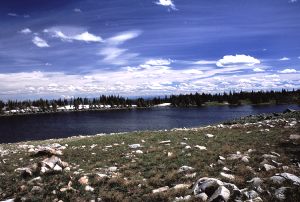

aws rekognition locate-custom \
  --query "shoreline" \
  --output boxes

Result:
[1,102,299,118]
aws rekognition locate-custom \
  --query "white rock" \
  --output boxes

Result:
[262,154,277,159]
[184,145,191,149]
[263,164,276,171]
[194,145,207,150]
[159,140,171,144]
[220,172,235,180]
[174,195,191,201]
[205,134,214,138]
[178,166,194,173]
[129,144,141,149]
[241,156,250,163]
[274,187,289,201]
[85,185,94,192]
[209,186,230,202]
[185,172,197,178]
[193,177,223,196]
[167,152,173,157]
[247,177,263,188]
[173,184,190,190]
[78,176,89,185]
[289,134,300,140]
[108,166,118,172]
[135,150,143,154]
[196,193,208,201]
[279,172,300,185]
[222,167,230,172]
[152,186,169,193]
[53,164,63,172]
[243,190,259,199]
[219,156,226,160]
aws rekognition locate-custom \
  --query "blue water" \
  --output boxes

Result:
[0,104,299,143]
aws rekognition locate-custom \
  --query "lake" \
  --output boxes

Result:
[0,104,299,143]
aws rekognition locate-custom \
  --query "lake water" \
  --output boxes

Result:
[0,104,299,143]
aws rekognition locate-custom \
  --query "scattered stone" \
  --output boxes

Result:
[173,184,190,190]
[263,164,276,171]
[184,145,191,149]
[152,186,169,193]
[178,166,194,173]
[247,177,263,188]
[194,145,207,150]
[185,172,197,178]
[209,186,230,202]
[159,140,171,144]
[243,190,259,199]
[222,167,230,172]
[174,195,191,201]
[205,134,214,138]
[262,154,277,159]
[289,134,300,140]
[220,172,235,180]
[31,186,43,193]
[128,144,141,149]
[167,152,173,157]
[196,193,208,201]
[279,172,300,185]
[85,185,94,192]
[53,164,63,172]
[135,150,143,154]
[270,151,280,157]
[274,187,289,201]
[78,176,89,185]
[108,166,118,172]
[241,156,250,163]
[219,156,226,161]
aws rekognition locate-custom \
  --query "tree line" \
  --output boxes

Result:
[0,89,299,114]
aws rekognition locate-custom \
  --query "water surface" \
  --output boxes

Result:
[0,104,299,143]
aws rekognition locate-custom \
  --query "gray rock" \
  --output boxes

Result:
[193,177,223,197]
[208,186,230,202]
[279,173,300,185]
[178,166,194,173]
[289,134,300,140]
[31,186,43,193]
[274,187,289,201]
[263,164,276,171]
[243,190,259,199]
[152,186,169,193]
[247,177,263,188]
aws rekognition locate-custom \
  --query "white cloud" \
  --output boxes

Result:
[32,36,50,48]
[278,68,298,73]
[20,28,32,34]
[279,57,290,61]
[289,0,297,3]
[106,30,141,45]
[216,54,260,67]
[193,60,216,65]
[46,28,103,42]
[155,0,177,10]
[145,59,172,66]
[8,13,18,17]
[73,8,82,13]
[23,14,30,18]
[298,56,300,59]
[253,67,265,72]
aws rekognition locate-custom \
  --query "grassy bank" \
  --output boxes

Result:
[0,111,299,201]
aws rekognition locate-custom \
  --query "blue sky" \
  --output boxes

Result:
[0,0,300,99]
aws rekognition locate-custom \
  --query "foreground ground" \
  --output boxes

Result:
[0,111,299,202]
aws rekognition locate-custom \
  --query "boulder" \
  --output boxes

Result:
[247,177,263,188]
[274,187,289,201]
[208,186,230,202]
[263,164,276,171]
[193,177,223,197]
[289,134,300,140]
[178,166,194,173]
[279,173,300,185]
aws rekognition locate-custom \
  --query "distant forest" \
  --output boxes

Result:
[0,89,299,114]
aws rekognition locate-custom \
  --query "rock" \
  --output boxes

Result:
[270,151,280,157]
[208,186,230,202]
[167,152,173,157]
[15,167,32,177]
[85,185,94,192]
[274,187,289,201]
[78,176,89,185]
[31,186,43,193]
[135,150,143,154]
[152,186,169,193]
[64,167,71,172]
[195,193,208,201]
[185,172,197,178]
[53,164,63,172]
[33,147,63,156]
[28,176,42,184]
[247,177,263,188]
[289,134,300,140]
[42,155,61,169]
[108,166,118,172]
[178,166,194,173]
[227,153,242,161]
[159,140,171,144]
[193,177,223,197]
[279,172,300,185]
[219,156,226,160]
[174,195,192,201]
[184,145,191,149]
[194,145,207,150]
[283,108,295,113]
[220,172,235,180]
[173,184,190,190]
[222,167,230,172]
[205,134,214,138]
[241,156,250,163]
[270,176,286,185]
[263,164,276,171]
[243,190,259,199]
[262,154,277,159]
[128,144,141,149]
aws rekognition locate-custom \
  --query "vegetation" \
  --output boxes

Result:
[0,111,299,201]
[0,89,299,115]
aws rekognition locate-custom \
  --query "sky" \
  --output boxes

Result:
[0,0,300,100]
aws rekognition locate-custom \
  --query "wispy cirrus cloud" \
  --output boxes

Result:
[278,68,298,73]
[32,36,49,48]
[73,8,82,13]
[279,57,290,61]
[45,27,103,42]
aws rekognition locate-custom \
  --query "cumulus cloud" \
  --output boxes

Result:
[32,36,49,48]
[145,59,172,66]
[216,54,260,67]
[155,0,177,10]
[20,28,32,34]
[45,27,103,42]
[279,57,290,61]
[278,68,298,73]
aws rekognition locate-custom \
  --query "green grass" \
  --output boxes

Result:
[0,112,299,201]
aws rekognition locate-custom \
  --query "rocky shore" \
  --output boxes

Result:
[0,110,299,201]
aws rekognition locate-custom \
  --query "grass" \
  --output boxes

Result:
[0,112,299,201]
